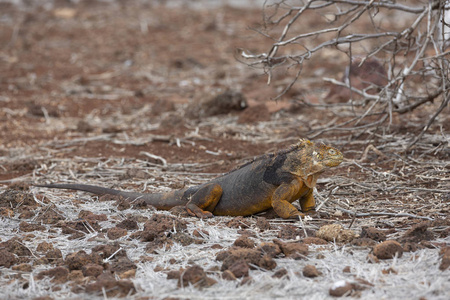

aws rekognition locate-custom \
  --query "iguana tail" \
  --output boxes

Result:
[35,183,186,210]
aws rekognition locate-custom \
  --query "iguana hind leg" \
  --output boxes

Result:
[186,183,222,218]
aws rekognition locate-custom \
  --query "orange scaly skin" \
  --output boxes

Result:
[36,139,343,219]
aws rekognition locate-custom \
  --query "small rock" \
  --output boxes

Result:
[45,248,63,261]
[273,239,309,258]
[258,255,277,270]
[228,260,249,278]
[342,266,351,273]
[107,227,127,240]
[258,242,282,258]
[399,221,434,243]
[178,265,217,288]
[84,273,136,297]
[351,237,377,247]
[255,217,271,231]
[116,218,139,230]
[360,227,386,242]
[233,235,255,248]
[0,250,16,267]
[439,247,450,271]
[222,270,237,281]
[82,263,104,277]
[373,240,403,259]
[37,266,69,283]
[36,241,54,253]
[12,263,32,272]
[19,221,45,232]
[303,265,321,278]
[329,280,353,297]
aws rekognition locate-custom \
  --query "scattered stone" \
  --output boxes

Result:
[92,244,126,259]
[82,263,104,278]
[439,247,450,271]
[303,265,321,278]
[141,214,187,242]
[107,227,128,240]
[45,248,63,261]
[0,250,16,267]
[78,210,108,222]
[233,235,255,248]
[110,257,137,277]
[0,238,32,257]
[35,205,65,224]
[171,232,196,246]
[178,265,217,288]
[12,263,32,272]
[228,260,249,278]
[399,221,434,243]
[19,221,46,232]
[222,270,237,281]
[255,217,271,231]
[402,242,422,252]
[65,250,102,271]
[277,225,305,240]
[273,239,309,258]
[360,227,386,241]
[84,273,136,297]
[258,255,277,270]
[225,216,250,229]
[351,238,377,247]
[116,218,139,230]
[68,270,84,283]
[36,241,54,253]
[373,240,403,259]
[37,266,69,284]
[329,280,353,297]
[316,224,358,243]
[258,242,282,258]
[219,248,276,271]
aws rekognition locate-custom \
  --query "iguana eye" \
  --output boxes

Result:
[328,149,336,155]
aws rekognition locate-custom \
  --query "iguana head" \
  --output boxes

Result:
[285,139,343,188]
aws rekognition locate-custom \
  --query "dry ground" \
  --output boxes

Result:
[0,1,449,299]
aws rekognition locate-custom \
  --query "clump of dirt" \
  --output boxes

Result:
[316,224,358,243]
[398,221,435,243]
[177,265,217,288]
[84,273,136,297]
[360,227,386,242]
[273,239,309,259]
[373,240,403,260]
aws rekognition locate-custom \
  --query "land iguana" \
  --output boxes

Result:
[36,139,343,219]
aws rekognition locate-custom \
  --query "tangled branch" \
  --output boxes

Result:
[242,0,449,148]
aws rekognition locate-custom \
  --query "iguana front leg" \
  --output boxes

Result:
[299,188,316,215]
[271,178,306,219]
[185,183,223,218]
